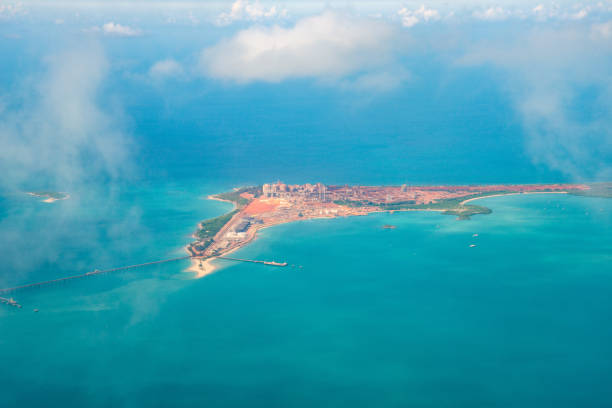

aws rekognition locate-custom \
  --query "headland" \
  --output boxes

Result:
[186,182,594,277]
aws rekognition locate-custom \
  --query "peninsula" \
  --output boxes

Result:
[186,182,592,277]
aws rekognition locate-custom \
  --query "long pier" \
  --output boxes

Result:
[0,255,193,295]
[217,256,288,267]
[0,254,287,295]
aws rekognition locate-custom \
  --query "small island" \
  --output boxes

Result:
[186,182,592,277]
[27,191,70,203]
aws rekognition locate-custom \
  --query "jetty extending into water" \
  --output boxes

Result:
[0,255,287,296]
[218,256,288,266]
[0,255,193,295]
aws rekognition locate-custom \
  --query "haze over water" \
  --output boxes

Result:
[1,1,612,407]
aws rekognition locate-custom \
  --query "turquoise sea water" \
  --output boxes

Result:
[1,191,611,407]
[2,17,611,408]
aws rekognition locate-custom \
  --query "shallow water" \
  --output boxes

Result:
[1,192,611,407]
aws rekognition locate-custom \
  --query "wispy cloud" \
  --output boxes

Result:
[570,8,589,20]
[216,0,287,26]
[149,58,184,79]
[200,11,400,86]
[0,44,134,191]
[0,44,139,286]
[472,6,510,21]
[87,21,143,37]
[339,68,411,94]
[397,5,440,27]
[459,23,612,180]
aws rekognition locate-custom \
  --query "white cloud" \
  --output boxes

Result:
[0,44,146,287]
[200,11,399,84]
[87,22,142,37]
[398,5,440,27]
[149,58,183,78]
[459,25,612,180]
[217,0,287,26]
[0,45,133,190]
[570,8,589,20]
[473,6,510,21]
[531,4,556,20]
[102,21,142,36]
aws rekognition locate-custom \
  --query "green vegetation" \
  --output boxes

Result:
[197,209,239,240]
[335,193,492,210]
[443,205,492,220]
[333,199,368,207]
[214,186,262,208]
[335,191,515,219]
[193,186,263,248]
[335,186,612,220]
[192,239,214,252]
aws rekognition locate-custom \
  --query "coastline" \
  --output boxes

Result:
[185,205,443,279]
[184,193,244,278]
[184,186,584,279]
[190,195,238,239]
[460,191,569,205]
[207,194,237,209]
[185,257,218,279]
[184,225,259,279]
[184,197,484,279]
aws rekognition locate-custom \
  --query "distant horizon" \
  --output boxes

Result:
[2,1,612,190]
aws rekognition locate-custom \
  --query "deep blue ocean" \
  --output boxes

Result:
[1,25,612,407]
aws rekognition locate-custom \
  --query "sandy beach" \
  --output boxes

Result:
[460,191,568,205]
[185,257,218,279]
[207,195,237,208]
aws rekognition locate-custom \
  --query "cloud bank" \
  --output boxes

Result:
[200,11,398,84]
